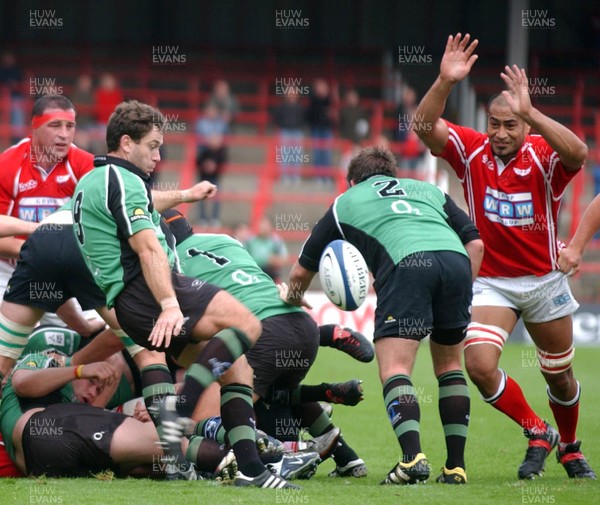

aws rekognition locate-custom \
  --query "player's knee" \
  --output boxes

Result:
[464,357,494,387]
[544,372,573,397]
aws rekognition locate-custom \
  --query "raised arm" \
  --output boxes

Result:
[152,181,217,213]
[500,65,587,171]
[414,33,479,154]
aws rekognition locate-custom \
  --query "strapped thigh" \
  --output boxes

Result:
[463,322,509,351]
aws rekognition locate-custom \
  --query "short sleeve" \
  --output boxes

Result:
[435,120,486,179]
[106,166,155,239]
[298,206,343,271]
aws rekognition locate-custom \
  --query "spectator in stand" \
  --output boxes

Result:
[195,103,229,227]
[232,221,252,244]
[271,90,306,185]
[306,79,335,186]
[339,89,369,145]
[71,74,96,152]
[208,79,239,130]
[196,103,228,139]
[196,133,226,228]
[244,216,289,283]
[394,86,418,142]
[0,51,24,144]
[95,73,123,128]
[394,86,423,171]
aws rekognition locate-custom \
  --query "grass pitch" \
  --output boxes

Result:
[1,343,598,504]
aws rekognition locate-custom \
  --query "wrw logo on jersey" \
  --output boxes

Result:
[18,197,68,222]
[483,187,534,226]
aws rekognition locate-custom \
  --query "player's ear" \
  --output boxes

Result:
[120,134,132,153]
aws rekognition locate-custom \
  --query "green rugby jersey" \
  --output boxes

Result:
[72,156,176,308]
[177,233,302,321]
[299,175,468,286]
[0,353,75,461]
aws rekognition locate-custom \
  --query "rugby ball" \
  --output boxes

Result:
[319,240,369,311]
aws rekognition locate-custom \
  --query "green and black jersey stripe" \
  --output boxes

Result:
[72,155,176,308]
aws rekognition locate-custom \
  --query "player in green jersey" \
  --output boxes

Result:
[72,100,296,489]
[286,146,484,485]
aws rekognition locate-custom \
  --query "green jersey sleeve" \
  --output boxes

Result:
[106,167,156,239]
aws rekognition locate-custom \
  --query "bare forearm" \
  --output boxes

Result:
[12,367,77,397]
[415,77,454,128]
[72,329,125,366]
[568,194,600,255]
[56,299,105,337]
[0,236,24,259]
[152,181,217,212]
[414,76,454,152]
[0,216,38,237]
[152,189,188,213]
[286,262,316,305]
[523,108,587,170]
[464,239,484,281]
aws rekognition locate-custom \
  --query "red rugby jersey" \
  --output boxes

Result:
[436,121,580,277]
[0,138,94,223]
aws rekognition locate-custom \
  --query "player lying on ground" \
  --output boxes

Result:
[0,349,323,480]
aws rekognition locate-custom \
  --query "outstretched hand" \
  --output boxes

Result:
[500,65,532,119]
[183,181,218,202]
[440,33,479,84]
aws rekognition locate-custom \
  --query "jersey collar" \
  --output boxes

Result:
[93,155,150,182]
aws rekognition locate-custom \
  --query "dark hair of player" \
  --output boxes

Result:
[347,146,398,185]
[105,100,166,152]
[31,94,75,119]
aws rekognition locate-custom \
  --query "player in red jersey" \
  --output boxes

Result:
[0,94,93,262]
[413,33,595,480]
[0,95,106,384]
[0,94,100,314]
